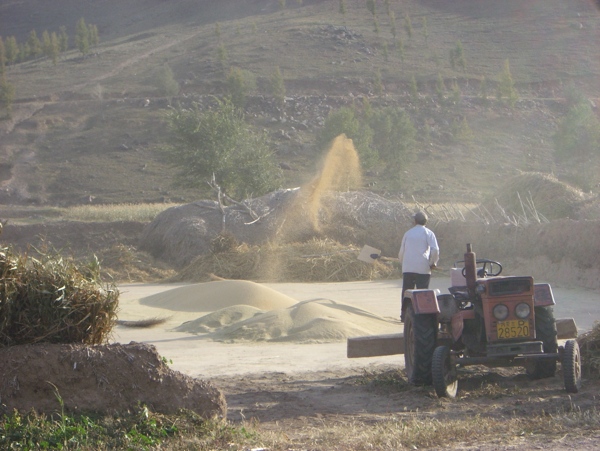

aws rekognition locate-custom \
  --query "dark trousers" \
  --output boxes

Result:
[401,272,431,303]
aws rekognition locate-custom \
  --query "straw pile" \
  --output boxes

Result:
[173,238,398,283]
[0,246,119,347]
[482,172,586,221]
[578,322,600,378]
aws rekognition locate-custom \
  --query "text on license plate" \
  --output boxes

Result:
[497,320,530,339]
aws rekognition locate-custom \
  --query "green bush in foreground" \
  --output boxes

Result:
[0,246,118,346]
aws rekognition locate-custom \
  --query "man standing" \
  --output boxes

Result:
[399,211,439,308]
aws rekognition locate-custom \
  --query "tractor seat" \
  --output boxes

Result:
[448,286,470,302]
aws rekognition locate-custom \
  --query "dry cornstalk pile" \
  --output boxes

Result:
[0,246,119,346]
[482,172,587,223]
[578,322,600,378]
[174,238,398,283]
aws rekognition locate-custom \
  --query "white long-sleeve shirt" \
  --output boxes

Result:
[398,224,440,274]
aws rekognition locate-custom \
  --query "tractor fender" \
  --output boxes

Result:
[534,283,556,307]
[403,289,440,316]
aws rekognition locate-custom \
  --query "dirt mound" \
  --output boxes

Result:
[481,172,586,221]
[0,342,226,417]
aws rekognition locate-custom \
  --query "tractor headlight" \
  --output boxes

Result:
[493,304,509,321]
[515,303,531,319]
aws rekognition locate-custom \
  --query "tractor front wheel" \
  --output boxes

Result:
[404,303,437,385]
[526,306,558,379]
[563,339,582,393]
[432,345,458,398]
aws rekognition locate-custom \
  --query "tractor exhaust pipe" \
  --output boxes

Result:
[464,243,477,295]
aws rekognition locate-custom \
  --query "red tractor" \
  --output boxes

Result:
[402,243,581,398]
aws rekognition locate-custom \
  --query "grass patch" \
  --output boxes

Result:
[355,369,412,392]
[3,404,598,451]
[0,405,262,451]
[64,203,181,222]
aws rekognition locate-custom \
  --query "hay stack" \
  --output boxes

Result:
[482,172,586,221]
[0,246,118,347]
[578,322,600,378]
[173,238,398,283]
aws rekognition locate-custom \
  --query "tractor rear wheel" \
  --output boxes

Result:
[404,303,437,385]
[526,306,558,379]
[563,339,582,393]
[432,345,458,398]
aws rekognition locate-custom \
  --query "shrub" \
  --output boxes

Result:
[153,64,180,97]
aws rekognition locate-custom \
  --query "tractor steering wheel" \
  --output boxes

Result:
[460,259,503,278]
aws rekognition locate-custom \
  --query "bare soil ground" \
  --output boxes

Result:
[215,367,600,450]
[111,281,600,450]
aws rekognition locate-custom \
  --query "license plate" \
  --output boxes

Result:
[497,320,530,339]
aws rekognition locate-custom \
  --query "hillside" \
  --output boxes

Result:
[1,0,599,209]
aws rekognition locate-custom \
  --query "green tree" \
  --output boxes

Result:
[217,43,228,72]
[450,40,466,72]
[339,0,346,15]
[0,74,15,117]
[49,32,60,65]
[5,36,18,66]
[452,117,473,143]
[58,26,69,52]
[317,107,376,167]
[554,100,600,160]
[41,30,51,57]
[422,17,429,46]
[451,79,461,104]
[410,75,418,101]
[436,72,446,103]
[396,37,404,62]
[496,59,518,107]
[373,69,383,96]
[479,76,489,106]
[269,66,286,107]
[389,11,397,39]
[366,0,375,16]
[0,37,5,75]
[369,107,416,171]
[165,99,281,198]
[88,24,99,47]
[76,18,90,56]
[154,64,180,96]
[27,30,42,58]
[226,67,256,108]
[404,13,413,41]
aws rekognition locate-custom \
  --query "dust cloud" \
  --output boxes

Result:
[260,134,363,280]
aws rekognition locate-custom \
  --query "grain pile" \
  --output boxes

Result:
[134,279,400,343]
